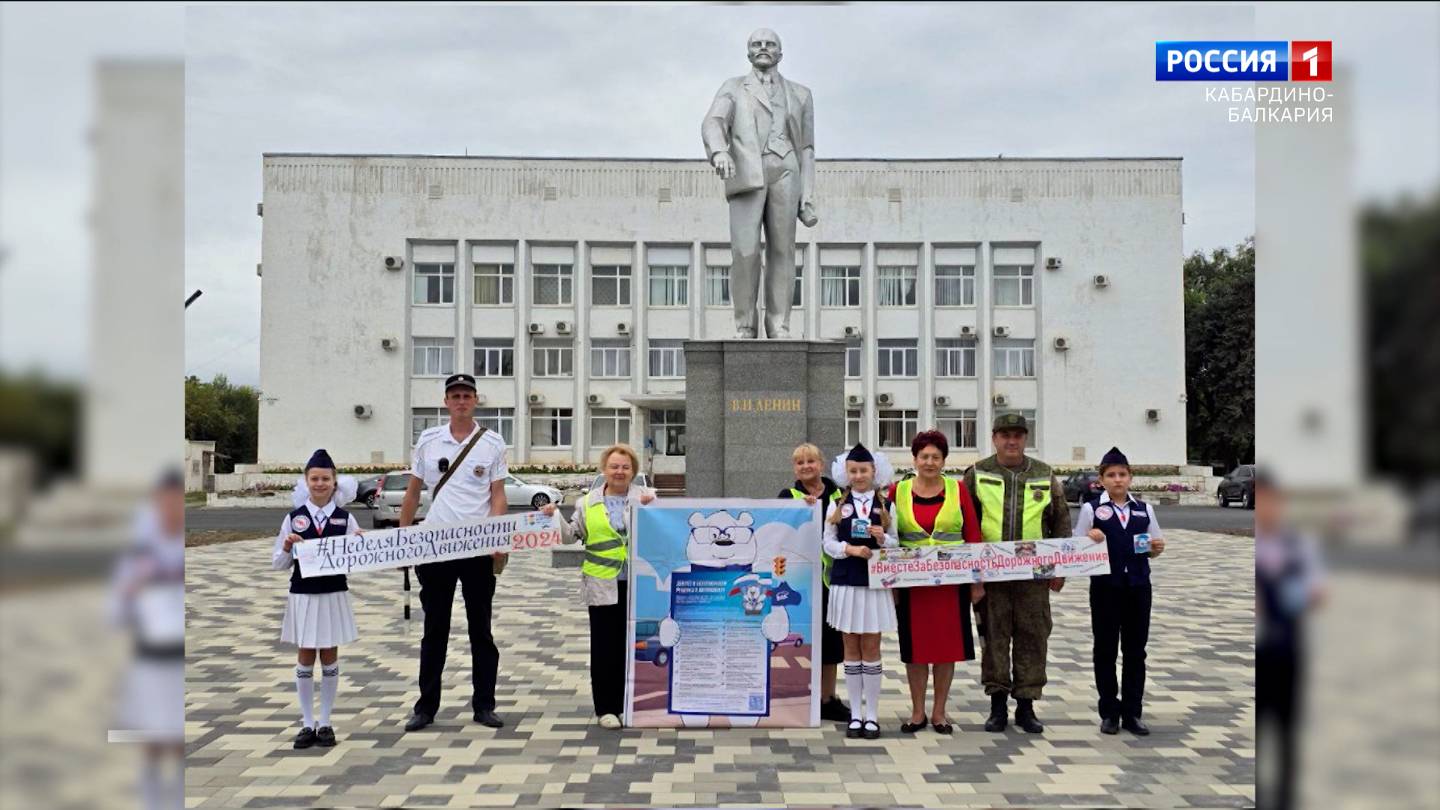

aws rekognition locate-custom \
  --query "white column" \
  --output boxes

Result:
[806,242,820,338]
[690,241,704,339]
[574,240,589,464]
[862,242,877,447]
[514,241,531,463]
[919,243,934,432]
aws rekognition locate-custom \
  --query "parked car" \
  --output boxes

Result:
[1216,464,1257,509]
[633,619,669,666]
[769,632,804,652]
[372,471,430,528]
[504,475,562,509]
[588,473,654,492]
[1063,470,1104,505]
[355,474,383,508]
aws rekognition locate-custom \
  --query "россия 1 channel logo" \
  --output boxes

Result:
[1155,41,1332,82]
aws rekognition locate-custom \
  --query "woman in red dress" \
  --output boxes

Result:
[886,430,983,734]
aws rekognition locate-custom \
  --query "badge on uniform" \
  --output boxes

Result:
[473,464,486,477]
[840,503,854,518]
[290,515,311,533]
[1032,489,1044,502]
[850,516,870,539]
[329,518,347,526]
[1095,505,1114,521]
[1133,533,1152,554]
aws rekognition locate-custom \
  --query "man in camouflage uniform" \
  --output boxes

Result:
[963,413,1071,733]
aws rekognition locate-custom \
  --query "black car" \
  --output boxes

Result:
[1216,464,1256,509]
[1063,470,1103,504]
[355,474,383,508]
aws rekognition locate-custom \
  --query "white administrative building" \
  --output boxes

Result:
[257,154,1186,473]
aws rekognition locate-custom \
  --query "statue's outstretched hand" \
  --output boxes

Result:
[712,152,735,180]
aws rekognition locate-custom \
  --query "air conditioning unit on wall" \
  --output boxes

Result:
[528,322,545,335]
[876,392,894,406]
[992,393,1009,407]
[1045,257,1062,270]
[993,325,1011,338]
[587,393,603,405]
[1093,274,1111,288]
[843,325,862,338]
[846,394,863,407]
[381,337,399,351]
[935,395,951,407]
[353,404,373,419]
[617,322,631,335]
[528,393,545,405]
[556,321,573,335]
[1053,336,1070,351]
[384,256,404,271]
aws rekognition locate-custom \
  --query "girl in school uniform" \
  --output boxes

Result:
[271,449,360,749]
[822,443,899,739]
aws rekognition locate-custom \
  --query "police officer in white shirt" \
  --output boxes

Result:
[404,373,511,732]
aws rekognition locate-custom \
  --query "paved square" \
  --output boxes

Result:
[184,530,1254,808]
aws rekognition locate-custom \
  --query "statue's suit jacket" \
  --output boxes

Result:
[701,71,814,200]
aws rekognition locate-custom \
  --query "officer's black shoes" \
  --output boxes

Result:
[474,709,505,728]
[404,712,433,732]
[846,719,864,738]
[1014,698,1044,734]
[820,697,851,722]
[1121,716,1151,736]
[293,727,317,749]
[862,720,881,740]
[984,692,1009,732]
[315,726,337,747]
[1100,716,1120,735]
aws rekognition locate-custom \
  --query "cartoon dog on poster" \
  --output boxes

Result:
[657,509,800,726]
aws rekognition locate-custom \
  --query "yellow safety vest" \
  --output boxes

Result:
[895,477,966,546]
[974,470,1052,542]
[580,493,627,580]
[790,486,842,587]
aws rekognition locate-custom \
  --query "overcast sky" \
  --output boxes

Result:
[2,4,1436,387]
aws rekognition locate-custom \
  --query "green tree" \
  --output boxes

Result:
[185,375,259,472]
[1184,239,1255,471]
[0,370,81,484]
[1362,191,1440,476]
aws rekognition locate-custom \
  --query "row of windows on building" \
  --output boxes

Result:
[411,407,1038,456]
[413,337,1038,380]
[414,262,1038,309]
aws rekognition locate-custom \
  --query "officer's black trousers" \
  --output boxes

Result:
[588,579,628,718]
[1089,580,1152,720]
[413,557,499,717]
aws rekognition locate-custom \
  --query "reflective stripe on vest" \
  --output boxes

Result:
[581,494,627,579]
[895,477,966,546]
[789,487,841,587]
[974,470,1052,541]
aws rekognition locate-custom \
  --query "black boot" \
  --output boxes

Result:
[984,692,1008,732]
[1014,698,1044,734]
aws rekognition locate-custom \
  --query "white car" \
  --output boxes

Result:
[372,470,561,528]
[503,474,562,510]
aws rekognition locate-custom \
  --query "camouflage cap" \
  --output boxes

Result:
[992,412,1029,433]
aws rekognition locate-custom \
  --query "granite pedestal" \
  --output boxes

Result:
[683,340,845,498]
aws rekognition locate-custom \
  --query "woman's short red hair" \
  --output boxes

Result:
[910,430,949,459]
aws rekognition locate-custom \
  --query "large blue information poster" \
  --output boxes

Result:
[624,498,822,728]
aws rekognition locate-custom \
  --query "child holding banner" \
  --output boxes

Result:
[270,449,360,750]
[822,444,898,739]
[1073,446,1166,737]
